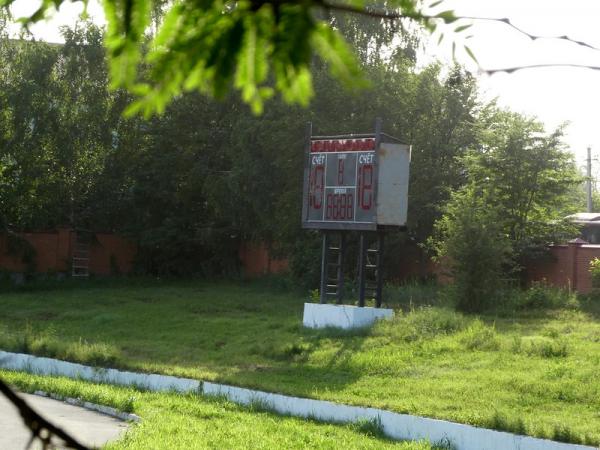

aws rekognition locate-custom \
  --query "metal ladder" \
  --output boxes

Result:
[72,231,90,278]
[320,233,346,304]
[358,233,384,307]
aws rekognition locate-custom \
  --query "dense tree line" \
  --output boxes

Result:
[0,19,580,284]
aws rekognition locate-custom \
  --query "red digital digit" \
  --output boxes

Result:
[358,164,373,210]
[333,194,339,220]
[347,193,353,219]
[313,165,324,209]
[326,193,333,219]
[337,159,344,185]
[340,194,347,219]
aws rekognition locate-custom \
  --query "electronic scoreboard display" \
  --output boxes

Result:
[301,127,411,231]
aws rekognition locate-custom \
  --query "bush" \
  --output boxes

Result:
[590,258,600,289]
[288,233,321,290]
[430,185,513,313]
[517,283,577,310]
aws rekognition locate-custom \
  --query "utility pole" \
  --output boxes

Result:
[587,146,593,213]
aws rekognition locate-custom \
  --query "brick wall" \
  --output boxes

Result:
[0,229,136,276]
[88,233,136,275]
[238,242,288,277]
[7,230,596,291]
[525,239,600,293]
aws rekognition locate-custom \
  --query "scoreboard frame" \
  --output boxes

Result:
[301,120,409,231]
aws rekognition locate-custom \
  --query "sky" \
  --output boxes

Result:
[427,0,600,173]
[7,0,600,172]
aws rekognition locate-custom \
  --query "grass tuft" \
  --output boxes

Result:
[348,416,386,439]
[376,307,467,342]
[0,325,122,367]
[517,337,570,358]
[457,321,500,351]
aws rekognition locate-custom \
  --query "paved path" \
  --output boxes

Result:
[0,392,129,449]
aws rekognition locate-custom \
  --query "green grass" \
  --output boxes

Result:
[1,370,440,449]
[1,279,600,445]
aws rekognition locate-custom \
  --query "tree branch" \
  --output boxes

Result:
[0,378,90,450]
[318,2,600,55]
[458,16,600,53]
[483,63,600,74]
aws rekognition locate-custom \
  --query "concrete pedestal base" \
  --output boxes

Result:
[302,303,394,330]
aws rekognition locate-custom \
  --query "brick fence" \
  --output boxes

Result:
[3,230,600,292]
[0,230,287,278]
[525,239,600,294]
[0,229,136,276]
[238,242,288,277]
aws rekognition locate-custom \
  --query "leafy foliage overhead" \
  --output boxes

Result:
[0,0,464,115]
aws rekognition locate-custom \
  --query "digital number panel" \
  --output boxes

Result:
[306,139,376,225]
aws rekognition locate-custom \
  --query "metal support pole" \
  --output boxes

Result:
[375,232,384,308]
[337,233,346,304]
[320,232,329,304]
[587,146,593,213]
[358,232,366,307]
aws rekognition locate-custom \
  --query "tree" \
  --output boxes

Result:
[0,19,122,230]
[432,108,581,309]
[464,107,580,261]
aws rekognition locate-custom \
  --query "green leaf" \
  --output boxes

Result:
[455,24,472,33]
[436,10,458,24]
[464,45,478,64]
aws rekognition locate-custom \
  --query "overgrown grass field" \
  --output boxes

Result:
[2,370,439,449]
[1,279,599,445]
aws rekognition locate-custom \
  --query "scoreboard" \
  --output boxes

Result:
[301,127,411,231]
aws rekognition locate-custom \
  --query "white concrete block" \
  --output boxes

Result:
[302,303,393,329]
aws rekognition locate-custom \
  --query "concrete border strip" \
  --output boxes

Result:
[32,390,141,422]
[0,350,200,393]
[0,350,596,450]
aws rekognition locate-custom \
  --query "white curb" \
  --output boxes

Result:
[0,350,200,393]
[0,351,596,450]
[202,382,597,450]
[33,390,141,422]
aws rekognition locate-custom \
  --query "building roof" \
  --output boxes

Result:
[566,212,600,224]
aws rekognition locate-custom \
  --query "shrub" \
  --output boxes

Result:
[590,257,600,289]
[430,185,513,313]
[6,232,37,277]
[518,283,576,310]
[289,233,321,290]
